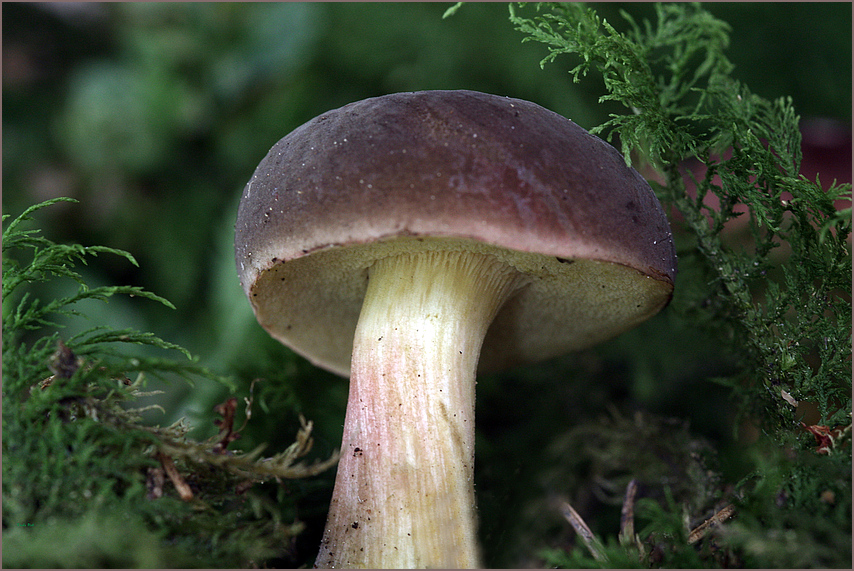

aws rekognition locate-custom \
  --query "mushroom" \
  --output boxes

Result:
[234,90,676,569]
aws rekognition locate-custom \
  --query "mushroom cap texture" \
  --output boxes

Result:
[235,90,677,376]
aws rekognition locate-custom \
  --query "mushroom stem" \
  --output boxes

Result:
[315,249,524,569]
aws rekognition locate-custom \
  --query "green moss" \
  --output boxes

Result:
[2,199,336,568]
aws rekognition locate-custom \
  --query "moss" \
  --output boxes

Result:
[2,199,336,568]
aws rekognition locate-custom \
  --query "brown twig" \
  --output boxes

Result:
[560,480,736,565]
[157,451,194,501]
[687,504,736,544]
[560,501,605,561]
[619,479,638,547]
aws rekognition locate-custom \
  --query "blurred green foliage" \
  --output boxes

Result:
[3,2,851,568]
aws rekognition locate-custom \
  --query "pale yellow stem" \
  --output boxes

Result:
[315,249,524,569]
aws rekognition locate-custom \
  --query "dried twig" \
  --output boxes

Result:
[560,480,736,564]
[560,501,605,561]
[687,504,736,544]
[157,451,194,501]
[618,479,638,547]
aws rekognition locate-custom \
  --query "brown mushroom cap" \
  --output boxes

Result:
[235,90,676,376]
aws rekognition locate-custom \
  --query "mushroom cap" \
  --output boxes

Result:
[235,90,676,376]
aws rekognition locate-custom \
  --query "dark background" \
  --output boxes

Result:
[3,3,851,566]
